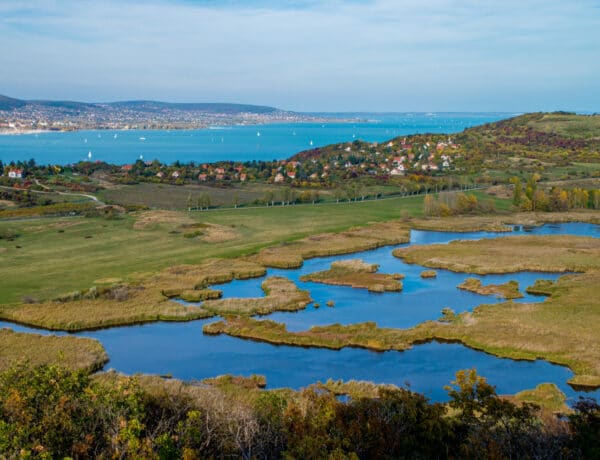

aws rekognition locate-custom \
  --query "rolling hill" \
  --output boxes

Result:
[0,94,280,115]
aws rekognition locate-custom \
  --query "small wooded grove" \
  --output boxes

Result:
[0,364,598,459]
[512,175,600,212]
[423,192,495,217]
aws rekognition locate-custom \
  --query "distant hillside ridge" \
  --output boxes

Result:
[289,112,600,163]
[105,100,278,114]
[0,94,27,110]
[0,94,280,114]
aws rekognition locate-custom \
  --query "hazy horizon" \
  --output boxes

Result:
[1,0,599,112]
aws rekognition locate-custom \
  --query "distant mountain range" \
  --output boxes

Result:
[0,94,279,114]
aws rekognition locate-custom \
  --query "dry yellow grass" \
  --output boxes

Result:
[151,258,266,291]
[408,211,600,233]
[0,328,108,372]
[0,199,15,208]
[512,383,570,414]
[458,278,523,299]
[330,259,379,272]
[0,258,267,331]
[248,221,410,268]
[301,259,403,292]
[203,317,418,352]
[133,210,194,229]
[415,271,600,388]
[0,288,209,331]
[394,235,600,274]
[203,374,267,389]
[318,379,400,399]
[202,277,312,316]
[200,223,239,243]
[485,185,514,199]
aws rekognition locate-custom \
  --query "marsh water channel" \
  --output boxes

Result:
[2,222,600,402]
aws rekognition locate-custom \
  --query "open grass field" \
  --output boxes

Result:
[526,113,600,139]
[98,182,294,209]
[0,192,439,304]
[0,195,594,308]
[97,181,424,210]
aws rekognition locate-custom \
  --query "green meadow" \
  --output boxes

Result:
[0,192,457,304]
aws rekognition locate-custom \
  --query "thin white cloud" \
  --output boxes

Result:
[0,0,598,110]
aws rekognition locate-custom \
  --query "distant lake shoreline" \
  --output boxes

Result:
[0,113,510,165]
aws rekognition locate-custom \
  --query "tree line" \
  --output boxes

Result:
[423,191,496,217]
[0,364,598,459]
[512,174,600,211]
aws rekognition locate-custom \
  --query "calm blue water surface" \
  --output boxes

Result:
[0,113,508,165]
[211,222,600,331]
[1,222,599,403]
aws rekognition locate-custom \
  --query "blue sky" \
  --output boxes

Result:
[0,0,598,111]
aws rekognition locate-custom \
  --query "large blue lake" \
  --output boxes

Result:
[0,112,509,165]
[1,222,599,403]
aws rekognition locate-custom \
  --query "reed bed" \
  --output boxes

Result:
[0,329,108,372]
[301,259,403,292]
[458,278,523,299]
[248,221,410,268]
[202,277,312,316]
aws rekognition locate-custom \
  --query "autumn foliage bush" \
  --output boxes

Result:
[0,364,598,459]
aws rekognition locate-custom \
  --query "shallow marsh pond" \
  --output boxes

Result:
[2,222,599,402]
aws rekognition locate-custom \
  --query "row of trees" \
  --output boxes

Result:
[0,364,598,459]
[512,175,600,211]
[423,192,495,217]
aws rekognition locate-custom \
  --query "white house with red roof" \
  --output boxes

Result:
[8,169,23,179]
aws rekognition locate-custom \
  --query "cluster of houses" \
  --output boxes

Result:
[6,169,23,179]
[273,161,301,182]
[113,137,460,184]
[320,139,459,179]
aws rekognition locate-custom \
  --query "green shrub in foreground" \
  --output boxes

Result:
[0,364,598,459]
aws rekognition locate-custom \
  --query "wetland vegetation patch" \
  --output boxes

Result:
[0,329,108,372]
[300,259,403,292]
[458,278,524,299]
[202,277,312,316]
[394,235,600,274]
[204,268,600,388]
[248,221,410,268]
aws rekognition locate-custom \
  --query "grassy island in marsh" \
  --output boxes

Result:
[0,329,108,372]
[458,278,524,299]
[393,234,600,274]
[203,317,421,352]
[202,277,312,316]
[300,259,403,292]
